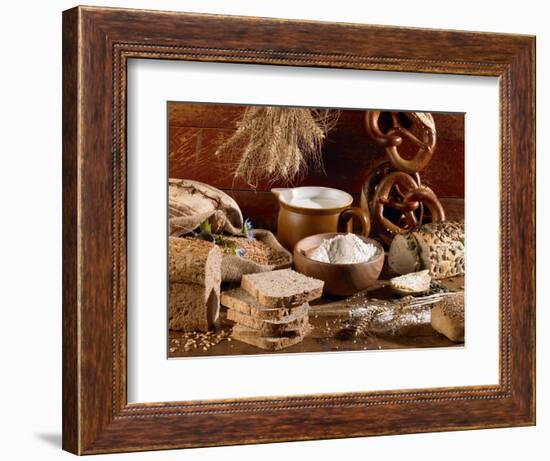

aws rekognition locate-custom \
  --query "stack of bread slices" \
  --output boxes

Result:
[221,269,324,351]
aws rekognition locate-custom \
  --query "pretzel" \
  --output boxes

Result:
[360,161,422,208]
[365,111,437,174]
[371,171,445,244]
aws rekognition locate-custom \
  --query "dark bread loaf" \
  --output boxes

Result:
[168,237,222,331]
[169,282,220,332]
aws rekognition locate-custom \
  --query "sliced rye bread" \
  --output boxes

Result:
[221,288,307,321]
[231,324,310,351]
[241,268,324,308]
[227,307,309,336]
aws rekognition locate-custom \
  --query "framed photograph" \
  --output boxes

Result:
[62,6,535,455]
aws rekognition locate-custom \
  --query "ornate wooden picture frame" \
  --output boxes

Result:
[62,6,535,455]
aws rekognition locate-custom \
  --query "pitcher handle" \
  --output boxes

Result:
[337,207,371,237]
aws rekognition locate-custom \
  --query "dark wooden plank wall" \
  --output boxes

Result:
[168,103,464,230]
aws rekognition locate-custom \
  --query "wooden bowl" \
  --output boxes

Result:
[293,233,385,297]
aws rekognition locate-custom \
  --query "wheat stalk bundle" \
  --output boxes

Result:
[215,107,339,186]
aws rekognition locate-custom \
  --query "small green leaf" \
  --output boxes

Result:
[199,220,212,235]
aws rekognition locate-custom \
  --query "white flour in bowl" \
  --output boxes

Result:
[309,234,378,264]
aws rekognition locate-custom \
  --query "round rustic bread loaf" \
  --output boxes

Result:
[168,178,243,236]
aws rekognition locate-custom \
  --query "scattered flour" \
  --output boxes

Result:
[309,233,378,264]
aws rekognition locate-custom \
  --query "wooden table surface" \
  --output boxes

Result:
[168,276,464,359]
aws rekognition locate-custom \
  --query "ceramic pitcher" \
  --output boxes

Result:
[271,186,371,250]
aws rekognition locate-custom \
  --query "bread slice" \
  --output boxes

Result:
[221,288,307,320]
[390,270,431,295]
[227,307,309,335]
[241,269,324,308]
[231,324,308,351]
[169,282,220,332]
[430,291,465,342]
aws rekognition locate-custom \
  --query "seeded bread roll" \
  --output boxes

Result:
[231,324,309,351]
[168,237,222,331]
[227,307,309,335]
[241,269,324,308]
[430,291,465,342]
[388,221,464,279]
[221,288,307,320]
